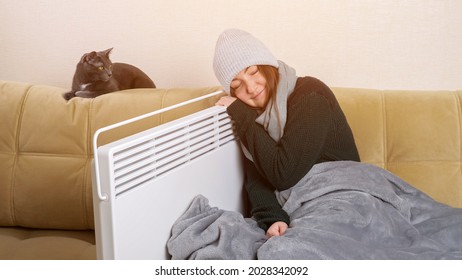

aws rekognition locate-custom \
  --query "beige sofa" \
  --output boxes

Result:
[0,81,223,259]
[0,80,461,259]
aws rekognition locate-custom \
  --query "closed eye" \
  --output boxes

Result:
[230,80,241,90]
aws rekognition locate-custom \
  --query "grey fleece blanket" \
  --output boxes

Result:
[167,161,462,259]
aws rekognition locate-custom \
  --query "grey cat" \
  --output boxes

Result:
[63,48,156,100]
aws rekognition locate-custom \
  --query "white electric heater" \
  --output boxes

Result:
[92,92,245,259]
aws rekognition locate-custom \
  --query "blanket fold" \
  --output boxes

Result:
[167,195,266,260]
[168,162,462,259]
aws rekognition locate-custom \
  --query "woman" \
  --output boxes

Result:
[213,29,360,238]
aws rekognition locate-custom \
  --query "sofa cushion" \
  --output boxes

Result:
[0,81,222,230]
[334,88,462,208]
[0,227,95,260]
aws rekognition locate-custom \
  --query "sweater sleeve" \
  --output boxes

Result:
[227,83,333,191]
[242,157,290,231]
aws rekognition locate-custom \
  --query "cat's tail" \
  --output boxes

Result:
[62,90,76,101]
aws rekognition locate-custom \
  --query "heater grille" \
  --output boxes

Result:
[107,109,235,197]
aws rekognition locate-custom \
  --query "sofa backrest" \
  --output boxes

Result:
[333,87,462,208]
[0,81,222,230]
[1,81,461,231]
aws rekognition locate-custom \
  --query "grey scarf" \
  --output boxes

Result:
[242,61,298,161]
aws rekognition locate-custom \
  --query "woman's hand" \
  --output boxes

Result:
[215,96,237,107]
[266,221,288,238]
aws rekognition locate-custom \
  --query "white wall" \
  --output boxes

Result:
[1,0,461,90]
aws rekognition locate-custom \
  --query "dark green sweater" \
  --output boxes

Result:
[227,76,360,231]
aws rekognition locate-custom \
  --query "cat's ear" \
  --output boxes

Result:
[81,51,97,63]
[103,48,114,58]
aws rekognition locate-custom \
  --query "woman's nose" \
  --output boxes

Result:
[245,80,256,94]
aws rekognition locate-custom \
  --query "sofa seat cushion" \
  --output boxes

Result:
[0,227,95,259]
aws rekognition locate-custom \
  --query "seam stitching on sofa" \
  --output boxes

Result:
[83,99,94,229]
[458,91,462,205]
[10,84,33,225]
[160,89,167,124]
[455,91,462,177]
[4,152,88,158]
[385,159,461,164]
[380,90,388,170]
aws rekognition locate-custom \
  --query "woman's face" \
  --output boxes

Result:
[230,65,270,110]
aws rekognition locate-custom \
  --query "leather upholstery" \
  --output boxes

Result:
[334,88,462,208]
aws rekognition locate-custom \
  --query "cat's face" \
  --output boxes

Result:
[80,48,114,82]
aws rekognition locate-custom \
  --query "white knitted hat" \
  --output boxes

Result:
[213,29,279,93]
